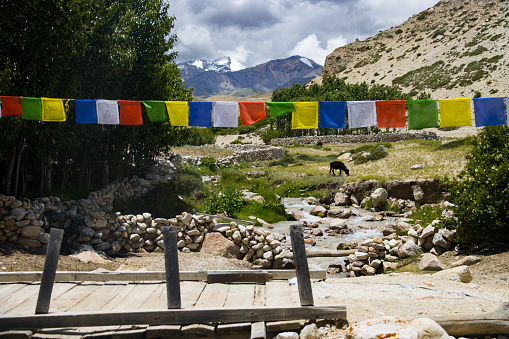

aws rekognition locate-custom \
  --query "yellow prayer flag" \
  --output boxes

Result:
[439,98,471,128]
[165,101,188,126]
[292,102,319,129]
[41,97,66,122]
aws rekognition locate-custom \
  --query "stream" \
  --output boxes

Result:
[269,198,398,277]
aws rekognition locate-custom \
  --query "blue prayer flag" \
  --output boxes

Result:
[473,97,507,127]
[75,99,97,123]
[319,101,346,129]
[189,101,213,127]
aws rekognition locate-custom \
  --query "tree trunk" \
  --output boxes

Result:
[3,145,17,195]
[101,159,109,188]
[13,138,26,196]
[39,165,45,196]
[44,154,52,195]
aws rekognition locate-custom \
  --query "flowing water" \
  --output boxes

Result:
[270,198,398,276]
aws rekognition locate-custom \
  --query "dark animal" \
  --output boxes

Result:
[329,161,349,176]
[316,141,323,147]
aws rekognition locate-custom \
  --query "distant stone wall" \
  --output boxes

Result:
[269,132,437,146]
[182,144,285,167]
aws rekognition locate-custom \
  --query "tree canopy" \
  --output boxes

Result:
[0,0,193,198]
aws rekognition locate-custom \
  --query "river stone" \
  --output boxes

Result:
[182,213,193,225]
[412,185,425,202]
[420,225,435,239]
[370,188,388,208]
[310,205,327,217]
[201,232,240,259]
[432,265,473,283]
[300,323,319,339]
[432,233,452,249]
[345,316,418,339]
[409,318,450,339]
[361,265,376,276]
[334,192,351,206]
[399,239,421,258]
[95,218,108,229]
[419,253,445,271]
[18,237,41,247]
[451,255,482,267]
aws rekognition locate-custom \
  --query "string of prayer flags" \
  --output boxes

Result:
[213,101,239,128]
[239,102,266,126]
[376,100,406,128]
[188,101,213,127]
[472,97,507,127]
[347,101,377,128]
[266,102,295,118]
[407,100,439,130]
[318,101,346,129]
[41,97,66,122]
[292,102,318,129]
[0,96,22,116]
[142,101,166,122]
[118,100,143,125]
[75,99,97,123]
[21,97,42,120]
[165,101,188,126]
[96,99,120,125]
[439,98,471,128]
[0,100,2,118]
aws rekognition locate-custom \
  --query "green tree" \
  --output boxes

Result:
[0,0,192,197]
[444,126,509,244]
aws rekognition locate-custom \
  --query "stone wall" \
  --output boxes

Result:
[269,132,437,146]
[181,144,285,167]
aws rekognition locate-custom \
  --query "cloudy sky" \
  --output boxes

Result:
[169,0,440,68]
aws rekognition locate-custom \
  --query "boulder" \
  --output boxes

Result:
[398,239,421,258]
[20,225,41,238]
[334,192,351,206]
[451,255,482,267]
[419,253,445,271]
[370,188,388,209]
[432,265,473,283]
[300,323,319,339]
[345,316,418,339]
[432,233,452,249]
[409,318,451,339]
[310,205,327,217]
[201,232,240,259]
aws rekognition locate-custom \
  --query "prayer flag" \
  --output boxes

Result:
[266,102,295,118]
[0,96,22,116]
[189,101,213,127]
[376,100,406,128]
[142,101,166,122]
[165,101,188,126]
[319,101,346,129]
[407,100,439,130]
[75,99,97,123]
[292,102,318,129]
[347,101,377,128]
[96,99,120,125]
[21,97,42,120]
[118,100,142,125]
[213,101,239,128]
[439,98,471,128]
[41,97,66,122]
[472,97,507,127]
[239,102,266,126]
[0,101,1,118]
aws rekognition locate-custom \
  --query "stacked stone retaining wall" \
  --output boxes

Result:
[182,144,285,167]
[269,132,437,146]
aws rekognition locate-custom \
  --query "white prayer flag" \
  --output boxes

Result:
[96,99,120,125]
[213,101,239,128]
[347,101,377,128]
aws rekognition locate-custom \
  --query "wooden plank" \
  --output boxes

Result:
[36,228,64,314]
[181,324,215,336]
[265,281,296,307]
[71,282,129,312]
[224,284,255,308]
[0,305,347,330]
[0,283,28,301]
[163,226,181,309]
[6,283,76,316]
[253,284,265,307]
[180,281,206,308]
[50,282,100,313]
[146,325,181,338]
[251,322,266,339]
[0,270,326,282]
[0,284,41,314]
[290,224,313,306]
[194,283,229,308]
[108,282,160,311]
[207,271,271,284]
[93,282,137,311]
[140,283,166,309]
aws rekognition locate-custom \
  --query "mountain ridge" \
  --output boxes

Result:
[318,0,509,99]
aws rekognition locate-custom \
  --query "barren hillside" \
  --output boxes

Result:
[319,0,509,99]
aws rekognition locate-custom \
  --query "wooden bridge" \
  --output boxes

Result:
[0,225,347,338]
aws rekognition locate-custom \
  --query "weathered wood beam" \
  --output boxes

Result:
[0,305,347,331]
[207,271,272,284]
[0,270,326,283]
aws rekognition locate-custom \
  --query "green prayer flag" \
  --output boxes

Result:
[142,100,166,122]
[21,97,42,121]
[407,100,439,130]
[266,102,295,118]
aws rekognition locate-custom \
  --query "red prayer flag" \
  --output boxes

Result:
[118,100,143,125]
[376,100,406,128]
[0,96,23,116]
[239,102,266,126]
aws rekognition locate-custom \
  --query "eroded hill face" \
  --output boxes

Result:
[321,0,509,99]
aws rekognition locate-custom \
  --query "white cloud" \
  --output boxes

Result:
[289,34,347,65]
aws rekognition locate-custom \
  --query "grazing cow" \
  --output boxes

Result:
[316,141,323,147]
[329,161,350,176]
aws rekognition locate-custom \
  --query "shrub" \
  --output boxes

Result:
[205,185,243,217]
[444,126,509,244]
[201,157,217,172]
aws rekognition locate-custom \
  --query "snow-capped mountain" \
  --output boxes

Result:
[179,55,323,98]
[178,56,246,81]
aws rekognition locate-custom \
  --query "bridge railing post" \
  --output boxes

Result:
[290,224,314,306]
